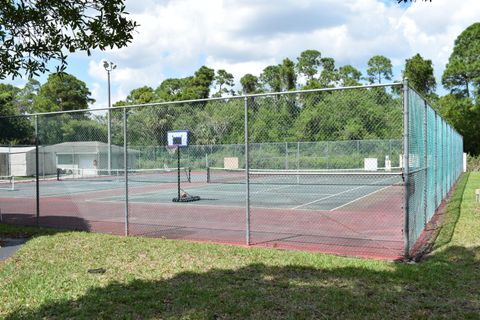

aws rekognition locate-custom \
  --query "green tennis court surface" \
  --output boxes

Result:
[1,170,403,211]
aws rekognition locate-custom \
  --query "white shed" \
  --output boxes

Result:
[43,141,139,172]
[0,146,56,177]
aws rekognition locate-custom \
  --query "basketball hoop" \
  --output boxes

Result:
[166,130,201,203]
[165,145,178,155]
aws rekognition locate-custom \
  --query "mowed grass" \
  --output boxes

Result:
[0,173,479,319]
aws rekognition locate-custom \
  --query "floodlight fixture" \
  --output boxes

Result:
[103,60,116,72]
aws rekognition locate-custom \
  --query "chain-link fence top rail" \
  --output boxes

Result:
[0,82,463,259]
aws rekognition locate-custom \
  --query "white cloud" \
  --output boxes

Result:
[396,0,480,79]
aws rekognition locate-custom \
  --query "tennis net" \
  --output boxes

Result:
[0,176,15,191]
[207,167,403,186]
[57,167,191,184]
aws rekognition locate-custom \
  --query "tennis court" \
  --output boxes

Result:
[83,169,401,210]
[0,168,405,259]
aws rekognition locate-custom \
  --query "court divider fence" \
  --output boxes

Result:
[0,81,463,259]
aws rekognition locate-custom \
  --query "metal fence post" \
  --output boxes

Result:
[8,145,11,177]
[440,119,446,200]
[107,70,112,175]
[124,108,129,236]
[402,79,410,257]
[434,112,438,208]
[244,97,250,245]
[326,141,329,169]
[285,141,288,169]
[297,141,300,170]
[450,128,453,187]
[423,100,428,227]
[35,115,40,227]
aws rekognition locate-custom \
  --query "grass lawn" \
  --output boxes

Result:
[0,173,479,319]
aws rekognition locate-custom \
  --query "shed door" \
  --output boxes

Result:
[79,155,96,169]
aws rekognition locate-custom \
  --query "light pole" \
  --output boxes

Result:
[103,60,116,174]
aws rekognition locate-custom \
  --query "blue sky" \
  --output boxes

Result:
[3,0,480,109]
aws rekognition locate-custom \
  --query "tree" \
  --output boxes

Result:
[260,65,282,93]
[338,65,362,87]
[0,84,20,108]
[403,54,436,96]
[367,55,393,84]
[0,84,34,144]
[33,73,94,113]
[440,23,480,155]
[295,53,338,89]
[121,86,156,105]
[296,50,321,81]
[259,59,296,93]
[191,100,244,144]
[250,98,295,142]
[16,79,41,114]
[61,118,107,142]
[240,74,260,94]
[437,94,480,155]
[154,67,215,102]
[442,23,480,100]
[0,0,138,79]
[280,58,297,91]
[292,88,401,142]
[318,57,337,87]
[213,69,234,97]
[185,66,215,100]
[155,78,188,102]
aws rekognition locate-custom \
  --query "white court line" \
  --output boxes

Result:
[328,185,393,211]
[1,185,126,199]
[23,180,200,198]
[126,182,334,196]
[329,176,400,211]
[252,184,296,194]
[85,197,298,211]
[291,175,400,210]
[88,189,334,203]
[291,185,367,209]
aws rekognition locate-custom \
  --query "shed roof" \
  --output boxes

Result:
[0,146,36,154]
[43,141,139,154]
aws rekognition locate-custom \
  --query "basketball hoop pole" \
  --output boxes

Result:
[177,146,181,200]
[169,129,200,203]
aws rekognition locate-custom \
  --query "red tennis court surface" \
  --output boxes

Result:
[0,177,406,260]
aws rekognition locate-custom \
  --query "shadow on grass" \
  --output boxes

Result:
[0,213,91,238]
[5,245,480,319]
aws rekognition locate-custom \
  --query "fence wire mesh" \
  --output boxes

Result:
[0,83,464,259]
[0,115,37,226]
[245,86,405,257]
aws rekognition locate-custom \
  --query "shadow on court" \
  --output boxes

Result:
[0,213,92,232]
[4,245,479,319]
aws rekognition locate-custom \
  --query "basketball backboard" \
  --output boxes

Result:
[167,130,189,147]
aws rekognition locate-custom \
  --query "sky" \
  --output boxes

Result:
[3,0,480,110]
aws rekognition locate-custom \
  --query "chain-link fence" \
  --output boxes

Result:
[405,87,463,255]
[0,82,463,259]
